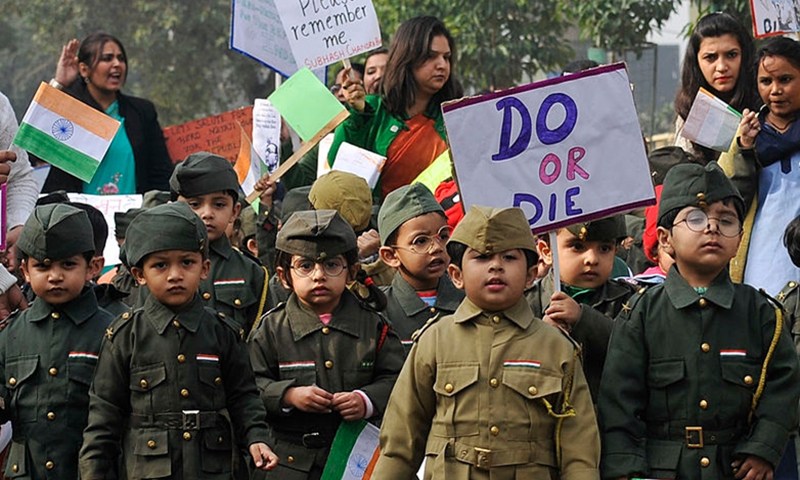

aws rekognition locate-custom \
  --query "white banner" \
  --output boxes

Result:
[66,193,142,266]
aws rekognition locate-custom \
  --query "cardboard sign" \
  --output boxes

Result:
[268,68,346,142]
[66,193,142,266]
[332,141,385,188]
[231,0,297,76]
[680,87,742,152]
[276,0,382,70]
[162,107,253,163]
[443,63,654,234]
[253,99,282,174]
[751,0,800,37]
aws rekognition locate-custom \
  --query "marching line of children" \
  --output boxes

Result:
[3,147,800,480]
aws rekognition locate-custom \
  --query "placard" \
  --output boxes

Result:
[751,0,800,37]
[268,68,346,142]
[163,107,253,163]
[66,193,143,266]
[443,63,655,234]
[231,0,297,76]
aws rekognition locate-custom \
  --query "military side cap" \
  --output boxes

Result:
[309,171,372,232]
[114,208,145,239]
[142,190,171,208]
[124,202,208,268]
[281,186,313,224]
[17,204,94,261]
[565,215,627,242]
[277,210,357,260]
[658,162,744,224]
[239,205,257,239]
[169,151,239,198]
[378,183,444,245]
[448,206,536,254]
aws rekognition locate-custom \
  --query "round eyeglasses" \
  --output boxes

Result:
[290,258,347,277]
[391,226,452,255]
[673,209,742,238]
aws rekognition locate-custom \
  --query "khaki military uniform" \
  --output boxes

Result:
[599,267,800,479]
[79,294,271,479]
[526,272,634,401]
[381,274,463,354]
[0,287,112,480]
[248,292,404,480]
[373,297,600,480]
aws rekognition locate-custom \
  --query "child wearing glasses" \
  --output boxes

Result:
[599,162,800,479]
[377,183,464,354]
[248,210,404,480]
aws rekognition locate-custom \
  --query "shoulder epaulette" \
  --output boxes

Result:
[776,281,799,304]
[557,326,582,351]
[210,308,247,340]
[105,309,135,340]
[411,312,442,342]
[757,288,785,313]
[618,285,651,320]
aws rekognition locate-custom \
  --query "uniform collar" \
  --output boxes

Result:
[210,235,233,260]
[287,292,363,340]
[390,274,462,316]
[664,265,734,309]
[452,297,533,329]
[26,286,98,325]
[144,293,205,334]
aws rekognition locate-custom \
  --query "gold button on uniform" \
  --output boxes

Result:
[49,367,58,376]
[287,456,295,464]
[217,436,224,444]
[638,287,647,294]
[700,456,710,467]
[699,399,708,409]
[491,315,501,324]
[11,464,18,473]
[444,383,454,393]
[429,307,436,313]
[51,312,60,319]
[139,379,149,389]
[489,378,499,388]
[46,412,56,421]
[698,298,707,308]
[122,311,131,319]
[791,281,798,288]
[180,388,190,398]
[177,354,186,363]
[45,461,54,470]
[214,377,222,385]
[172,320,181,328]
[8,378,16,386]
[202,292,211,300]
[147,440,157,449]
[322,327,330,335]
[701,343,710,353]
[744,375,754,385]
[490,425,500,436]
[183,432,192,441]
[528,386,538,395]
[324,360,333,369]
[234,298,242,306]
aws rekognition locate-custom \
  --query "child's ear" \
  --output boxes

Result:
[537,239,553,266]
[200,259,211,280]
[246,238,259,257]
[378,246,401,268]
[525,264,537,289]
[276,266,291,290]
[231,201,242,224]
[87,256,105,280]
[130,266,146,286]
[656,226,674,256]
[447,264,464,290]
[19,260,31,284]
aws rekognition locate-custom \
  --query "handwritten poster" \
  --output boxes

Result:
[66,193,142,266]
[751,0,800,37]
[162,107,253,163]
[231,0,297,76]
[442,63,655,234]
[253,99,282,174]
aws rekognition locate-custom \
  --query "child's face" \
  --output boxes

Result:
[379,212,450,290]
[21,255,95,305]
[538,230,617,288]
[278,254,352,315]
[131,250,210,309]
[757,54,800,121]
[179,193,241,242]
[448,248,535,312]
[657,202,741,281]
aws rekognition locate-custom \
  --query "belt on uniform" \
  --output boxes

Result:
[129,410,221,430]
[646,424,744,448]
[447,441,553,469]
[274,430,336,449]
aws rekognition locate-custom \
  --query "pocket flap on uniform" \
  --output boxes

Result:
[502,369,562,399]
[214,284,257,309]
[203,426,232,451]
[67,357,97,386]
[647,359,685,388]
[6,356,38,389]
[433,363,479,397]
[130,363,167,392]
[134,430,169,456]
[4,441,28,477]
[198,364,223,387]
[646,439,682,470]
[720,359,759,388]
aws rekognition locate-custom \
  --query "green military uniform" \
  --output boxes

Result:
[248,210,404,480]
[0,204,113,480]
[79,203,271,480]
[776,279,800,478]
[373,206,600,479]
[169,151,269,335]
[599,162,800,479]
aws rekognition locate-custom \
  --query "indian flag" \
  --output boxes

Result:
[13,82,120,183]
[321,420,380,480]
[234,123,263,199]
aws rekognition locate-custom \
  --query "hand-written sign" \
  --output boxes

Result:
[163,107,254,163]
[443,63,654,234]
[751,0,800,37]
[231,0,297,76]
[276,0,382,69]
[66,193,142,266]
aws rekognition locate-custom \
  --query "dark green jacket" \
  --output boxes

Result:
[777,280,800,358]
[248,292,404,477]
[80,294,270,479]
[0,287,112,480]
[599,267,800,479]
[526,272,635,401]
[380,274,463,354]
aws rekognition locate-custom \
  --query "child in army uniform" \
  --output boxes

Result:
[374,206,600,479]
[377,183,463,353]
[248,210,404,480]
[170,151,269,335]
[0,204,112,480]
[599,162,800,479]
[526,216,635,401]
[79,202,278,479]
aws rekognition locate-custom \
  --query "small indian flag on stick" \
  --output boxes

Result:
[321,420,381,480]
[13,82,120,183]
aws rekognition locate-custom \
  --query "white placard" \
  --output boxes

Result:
[317,133,334,178]
[751,0,800,37]
[276,0,382,70]
[253,99,282,174]
[332,141,385,188]
[680,87,742,152]
[66,194,142,266]
[442,63,655,234]
[231,0,297,76]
